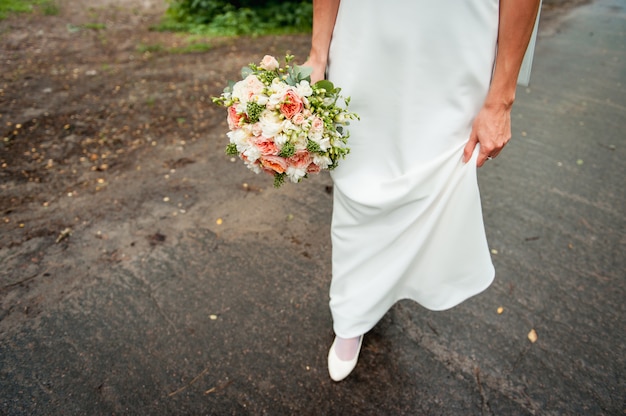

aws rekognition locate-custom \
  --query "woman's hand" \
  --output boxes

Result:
[302,58,326,84]
[463,102,512,167]
[463,0,540,167]
[305,0,340,84]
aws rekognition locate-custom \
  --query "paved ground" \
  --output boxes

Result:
[1,0,624,414]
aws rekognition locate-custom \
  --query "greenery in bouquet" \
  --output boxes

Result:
[213,54,358,188]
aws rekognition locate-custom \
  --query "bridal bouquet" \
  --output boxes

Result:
[213,54,358,187]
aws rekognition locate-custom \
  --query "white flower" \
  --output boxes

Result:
[308,129,323,142]
[286,165,307,182]
[232,74,264,104]
[274,133,289,146]
[295,80,313,97]
[317,136,331,151]
[259,110,283,138]
[312,154,332,169]
[282,119,296,133]
[246,162,262,174]
[267,79,291,106]
[227,128,250,147]
[253,94,269,106]
[243,145,262,163]
[293,133,308,151]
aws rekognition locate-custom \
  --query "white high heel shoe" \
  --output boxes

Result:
[327,336,363,382]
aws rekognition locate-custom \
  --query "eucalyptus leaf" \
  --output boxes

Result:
[224,80,235,93]
[241,66,253,78]
[297,65,313,81]
[314,80,335,93]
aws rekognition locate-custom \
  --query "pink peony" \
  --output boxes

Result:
[253,136,279,156]
[279,90,303,119]
[288,151,311,170]
[260,155,287,174]
[227,105,243,129]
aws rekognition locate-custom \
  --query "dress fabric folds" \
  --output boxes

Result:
[327,0,499,338]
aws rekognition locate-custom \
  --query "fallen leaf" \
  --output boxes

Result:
[56,228,72,243]
[528,329,538,343]
[216,218,223,225]
[497,306,504,314]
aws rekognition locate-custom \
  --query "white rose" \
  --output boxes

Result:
[259,110,283,138]
[227,128,250,147]
[232,74,264,104]
[295,80,313,97]
[308,129,323,142]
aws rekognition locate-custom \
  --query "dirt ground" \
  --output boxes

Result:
[0,0,589,365]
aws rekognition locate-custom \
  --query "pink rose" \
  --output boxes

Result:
[259,55,279,71]
[307,163,321,174]
[227,105,243,129]
[292,113,305,125]
[260,155,287,174]
[251,122,262,136]
[288,151,311,170]
[253,136,279,156]
[279,90,303,119]
[310,116,324,132]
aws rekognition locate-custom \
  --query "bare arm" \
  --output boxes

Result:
[463,0,541,166]
[304,0,341,83]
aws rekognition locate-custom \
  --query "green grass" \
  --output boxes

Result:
[137,39,211,55]
[153,1,313,37]
[81,22,106,30]
[137,43,166,54]
[0,0,59,20]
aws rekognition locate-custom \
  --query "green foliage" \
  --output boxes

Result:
[273,172,286,188]
[0,0,58,20]
[225,143,239,156]
[158,0,312,36]
[278,142,295,158]
[245,101,264,123]
[136,40,211,55]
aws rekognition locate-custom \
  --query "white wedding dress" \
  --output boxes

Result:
[327,0,499,338]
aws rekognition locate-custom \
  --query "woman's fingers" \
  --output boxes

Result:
[466,105,512,167]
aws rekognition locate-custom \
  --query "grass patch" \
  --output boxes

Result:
[153,1,313,37]
[137,39,211,55]
[137,43,165,53]
[170,42,211,54]
[0,0,59,20]
[81,22,106,30]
